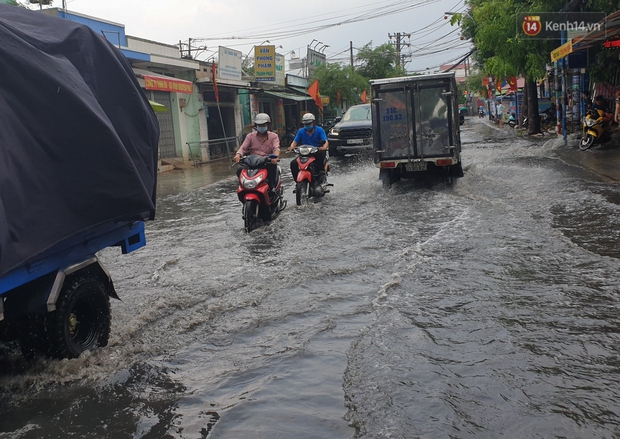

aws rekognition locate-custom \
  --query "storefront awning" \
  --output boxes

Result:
[287,86,311,96]
[264,90,312,101]
[133,68,193,95]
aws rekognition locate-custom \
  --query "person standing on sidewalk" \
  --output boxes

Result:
[614,91,620,123]
[497,100,505,127]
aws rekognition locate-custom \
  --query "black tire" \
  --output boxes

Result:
[296,181,308,206]
[47,277,110,359]
[243,200,259,232]
[580,135,595,151]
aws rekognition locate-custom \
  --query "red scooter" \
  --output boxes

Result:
[290,143,333,206]
[236,154,286,232]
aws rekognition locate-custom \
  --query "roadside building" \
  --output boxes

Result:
[41,8,201,169]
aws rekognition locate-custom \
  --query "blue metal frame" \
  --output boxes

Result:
[0,221,146,296]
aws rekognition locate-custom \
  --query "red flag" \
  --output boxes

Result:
[308,79,322,108]
[360,89,367,103]
[212,62,219,102]
[336,89,341,105]
[508,76,517,91]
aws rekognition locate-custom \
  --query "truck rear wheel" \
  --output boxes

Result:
[47,276,111,359]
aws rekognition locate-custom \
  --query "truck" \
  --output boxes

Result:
[0,5,159,359]
[370,73,464,188]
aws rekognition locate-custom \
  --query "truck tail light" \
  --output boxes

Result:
[436,159,453,166]
[380,161,396,168]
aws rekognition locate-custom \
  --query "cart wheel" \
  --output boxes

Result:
[46,276,110,359]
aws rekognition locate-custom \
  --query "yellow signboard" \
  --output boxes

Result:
[551,40,572,62]
[254,45,276,82]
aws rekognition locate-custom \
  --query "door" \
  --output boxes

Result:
[376,89,412,159]
[150,91,176,159]
[414,85,454,157]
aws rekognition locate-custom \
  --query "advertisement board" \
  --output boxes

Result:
[307,48,326,77]
[275,53,285,86]
[254,45,275,82]
[218,46,242,81]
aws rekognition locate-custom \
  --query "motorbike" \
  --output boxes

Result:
[580,108,612,150]
[235,154,286,232]
[507,113,517,128]
[478,108,485,118]
[289,143,333,206]
[279,125,297,150]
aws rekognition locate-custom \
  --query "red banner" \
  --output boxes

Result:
[143,75,193,94]
[212,63,219,102]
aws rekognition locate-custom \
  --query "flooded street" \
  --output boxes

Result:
[1,118,620,438]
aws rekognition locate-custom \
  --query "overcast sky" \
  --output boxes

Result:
[60,0,471,72]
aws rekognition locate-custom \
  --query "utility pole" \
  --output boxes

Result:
[350,41,354,69]
[388,32,411,67]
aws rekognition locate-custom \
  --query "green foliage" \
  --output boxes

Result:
[355,42,407,79]
[465,69,490,96]
[312,63,369,107]
[242,56,254,77]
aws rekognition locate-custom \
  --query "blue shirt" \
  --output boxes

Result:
[294,126,327,146]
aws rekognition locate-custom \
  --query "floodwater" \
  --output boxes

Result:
[1,118,620,438]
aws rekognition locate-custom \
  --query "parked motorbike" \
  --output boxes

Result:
[289,143,333,206]
[236,154,286,232]
[507,113,517,128]
[580,109,612,150]
[279,125,297,150]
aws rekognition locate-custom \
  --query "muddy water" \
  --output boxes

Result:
[1,118,619,439]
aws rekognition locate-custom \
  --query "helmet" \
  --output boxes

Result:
[302,113,315,123]
[254,113,271,124]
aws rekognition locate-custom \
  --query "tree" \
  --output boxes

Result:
[356,42,406,80]
[458,0,564,134]
[311,63,369,107]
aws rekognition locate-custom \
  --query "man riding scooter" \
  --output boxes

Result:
[234,113,280,198]
[287,113,329,182]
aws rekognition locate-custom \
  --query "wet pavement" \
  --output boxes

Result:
[1,118,619,439]
[476,116,620,183]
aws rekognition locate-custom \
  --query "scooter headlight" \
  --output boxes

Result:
[586,118,596,127]
[241,174,264,189]
[298,146,312,156]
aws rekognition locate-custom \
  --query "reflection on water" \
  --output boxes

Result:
[157,159,236,198]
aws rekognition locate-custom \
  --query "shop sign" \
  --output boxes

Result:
[254,45,275,82]
[551,40,573,62]
[144,75,193,94]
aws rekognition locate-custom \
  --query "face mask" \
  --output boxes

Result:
[256,126,268,134]
[304,124,313,131]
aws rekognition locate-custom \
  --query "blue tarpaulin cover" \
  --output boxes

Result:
[0,5,159,277]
